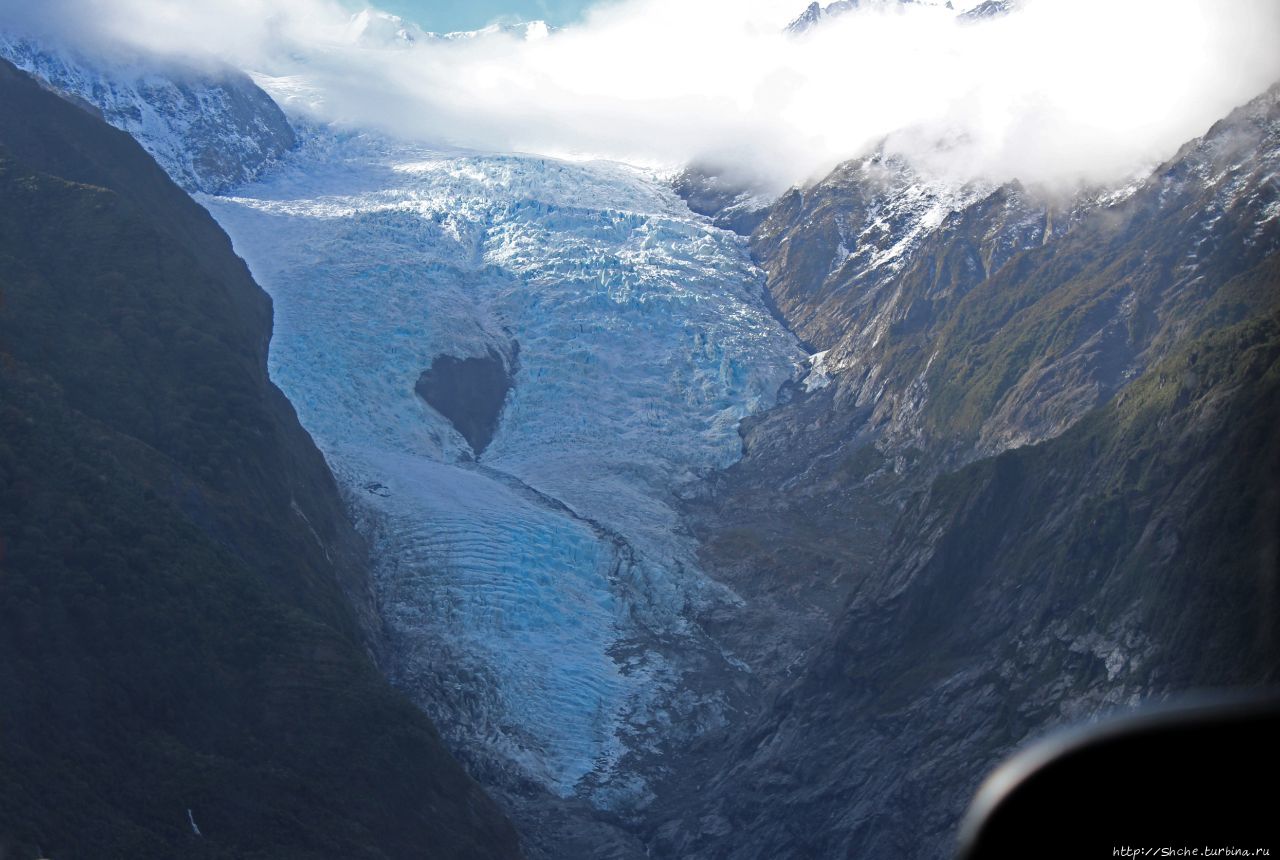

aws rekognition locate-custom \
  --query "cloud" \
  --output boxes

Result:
[4,0,1279,192]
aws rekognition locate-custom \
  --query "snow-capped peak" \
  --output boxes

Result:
[346,9,428,48]
[440,20,555,42]
[345,11,555,48]
[786,0,1004,34]
[0,34,296,194]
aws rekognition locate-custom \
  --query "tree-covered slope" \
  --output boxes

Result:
[0,58,520,859]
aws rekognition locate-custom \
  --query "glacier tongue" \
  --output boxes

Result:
[202,131,802,799]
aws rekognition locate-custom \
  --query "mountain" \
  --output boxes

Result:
[442,20,554,41]
[753,86,1279,463]
[655,83,1280,857]
[347,9,431,47]
[671,166,776,237]
[0,57,519,859]
[785,0,1002,34]
[346,9,554,47]
[0,35,296,194]
[785,2,830,35]
[4,11,1276,860]
[958,0,1014,22]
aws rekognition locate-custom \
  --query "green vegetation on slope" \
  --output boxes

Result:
[897,291,1280,683]
[654,256,1280,860]
[656,87,1279,860]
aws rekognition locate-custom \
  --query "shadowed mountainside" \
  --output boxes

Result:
[0,58,520,859]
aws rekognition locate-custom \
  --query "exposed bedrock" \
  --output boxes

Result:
[416,345,519,456]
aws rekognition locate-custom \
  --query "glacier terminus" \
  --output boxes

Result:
[202,128,804,805]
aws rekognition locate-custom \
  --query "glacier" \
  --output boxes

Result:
[0,19,804,810]
[200,129,804,799]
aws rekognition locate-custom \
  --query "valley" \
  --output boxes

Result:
[198,129,803,837]
[1,5,1276,857]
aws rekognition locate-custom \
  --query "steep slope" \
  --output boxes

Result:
[749,85,1279,463]
[653,85,1280,857]
[0,35,296,193]
[658,271,1280,859]
[0,58,519,859]
[671,166,775,237]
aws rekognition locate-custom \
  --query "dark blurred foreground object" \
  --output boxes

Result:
[958,693,1280,858]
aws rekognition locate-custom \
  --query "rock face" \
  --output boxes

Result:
[416,347,518,456]
[0,58,520,859]
[0,35,296,193]
[749,85,1280,464]
[671,166,774,237]
[652,84,1280,858]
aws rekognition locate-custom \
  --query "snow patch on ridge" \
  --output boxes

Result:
[0,35,296,193]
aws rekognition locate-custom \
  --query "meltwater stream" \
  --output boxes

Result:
[203,130,802,804]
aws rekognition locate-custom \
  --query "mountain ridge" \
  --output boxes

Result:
[652,79,1280,858]
[0,56,522,859]
[3,15,1277,858]
[0,35,296,194]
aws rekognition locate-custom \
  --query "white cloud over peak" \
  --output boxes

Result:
[4,0,1279,192]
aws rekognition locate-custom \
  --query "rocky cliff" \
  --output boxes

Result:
[0,58,520,859]
[658,83,1280,858]
[0,35,296,194]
